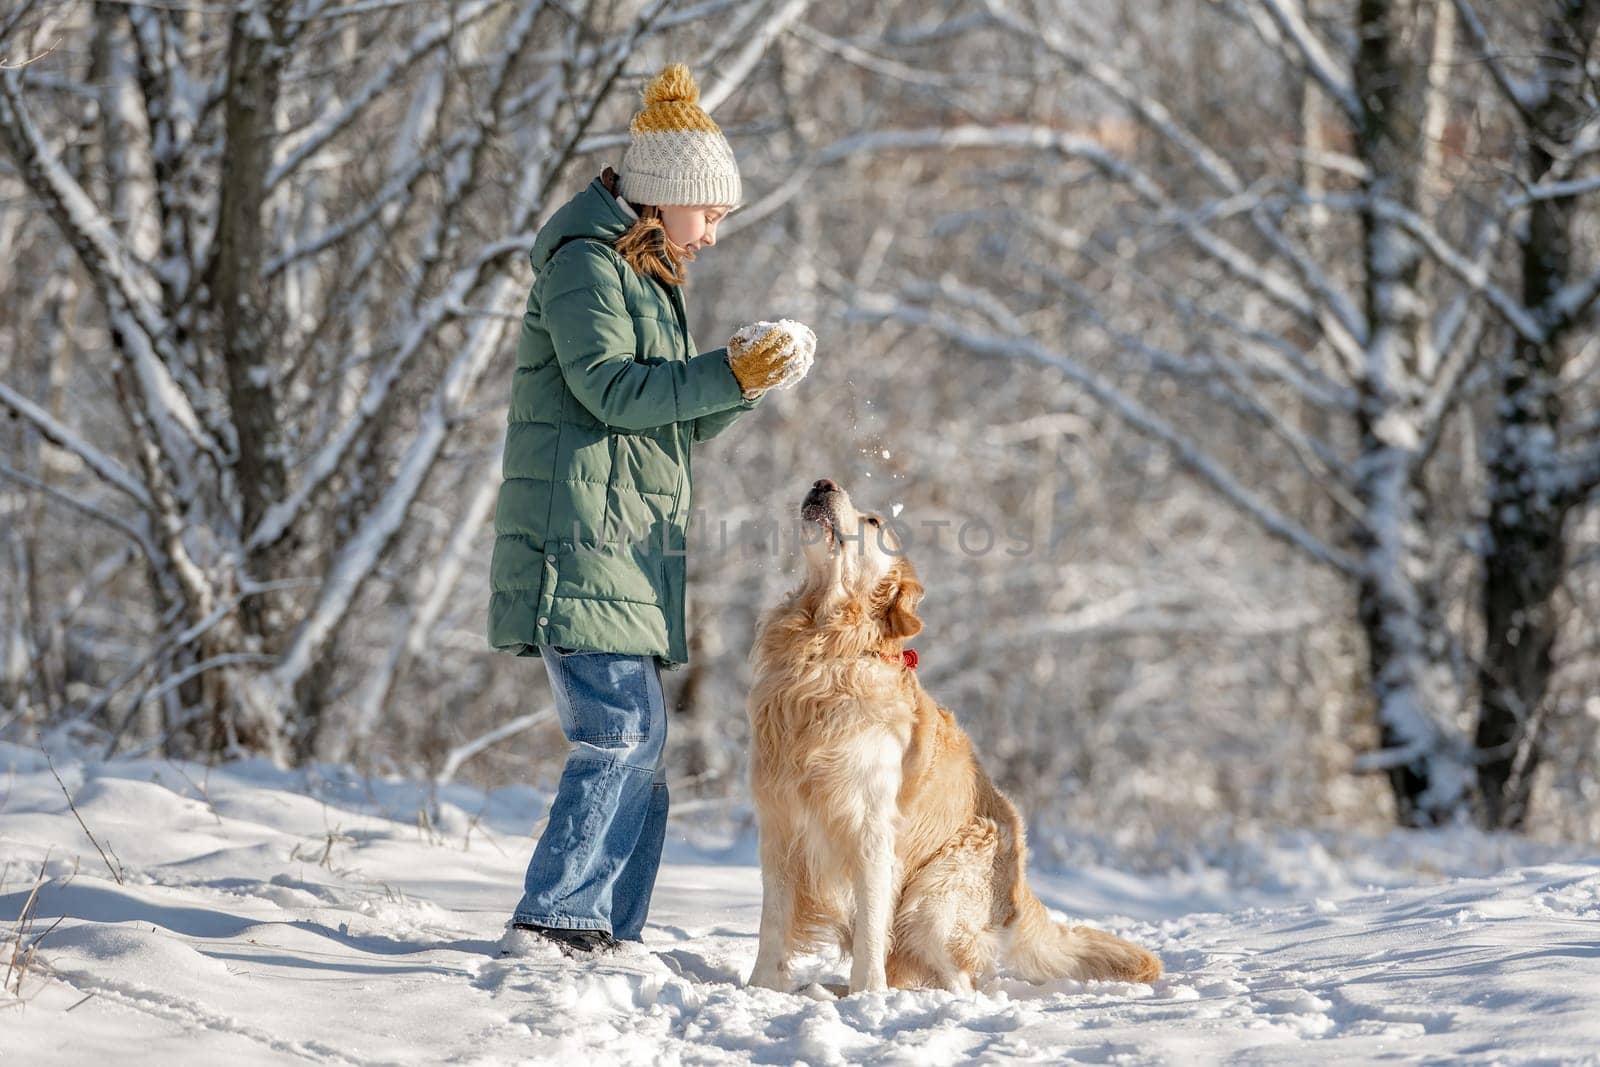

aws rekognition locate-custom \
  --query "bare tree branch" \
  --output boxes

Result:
[0,462,156,561]
[264,0,507,191]
[435,706,557,786]
[1253,0,1362,121]
[853,291,1363,577]
[272,284,516,696]
[0,380,153,508]
[0,67,222,479]
[1451,0,1548,122]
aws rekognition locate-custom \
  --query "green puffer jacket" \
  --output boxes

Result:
[487,176,763,669]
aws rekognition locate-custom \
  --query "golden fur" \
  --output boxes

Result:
[745,481,1163,994]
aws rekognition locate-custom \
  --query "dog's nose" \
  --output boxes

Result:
[812,478,840,494]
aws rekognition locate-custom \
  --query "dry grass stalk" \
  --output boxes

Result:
[45,755,124,885]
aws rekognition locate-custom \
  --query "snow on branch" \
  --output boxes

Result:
[787,22,956,87]
[852,291,1363,577]
[1557,440,1600,507]
[271,277,517,694]
[265,0,506,191]
[0,68,220,479]
[1252,0,1362,121]
[1506,173,1600,209]
[985,0,1244,196]
[435,706,556,786]
[1246,206,1369,360]
[264,127,475,278]
[929,594,1322,672]
[340,446,503,756]
[1023,273,1362,503]
[724,124,1146,233]
[1541,261,1600,336]
[0,381,153,508]
[0,79,161,320]
[1010,209,1359,408]
[735,123,1347,356]
[983,0,1367,355]
[698,0,813,113]
[1451,0,1548,121]
[0,462,157,562]
[248,232,532,553]
[1362,195,1546,343]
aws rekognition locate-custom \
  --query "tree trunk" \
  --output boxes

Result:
[1474,0,1598,829]
[1351,0,1466,825]
[212,3,292,629]
[202,4,296,756]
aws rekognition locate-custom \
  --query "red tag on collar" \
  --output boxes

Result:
[879,648,918,670]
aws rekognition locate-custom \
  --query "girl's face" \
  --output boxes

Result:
[658,204,730,254]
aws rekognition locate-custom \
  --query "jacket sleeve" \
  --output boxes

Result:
[541,242,747,432]
[692,346,766,442]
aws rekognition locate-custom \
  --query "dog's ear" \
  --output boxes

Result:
[884,568,925,640]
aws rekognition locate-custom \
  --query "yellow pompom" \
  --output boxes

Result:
[642,63,699,107]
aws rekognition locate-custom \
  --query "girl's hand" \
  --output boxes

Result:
[726,319,816,394]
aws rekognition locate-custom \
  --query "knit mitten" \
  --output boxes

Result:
[725,319,816,396]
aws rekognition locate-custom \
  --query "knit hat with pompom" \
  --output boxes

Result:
[618,64,742,208]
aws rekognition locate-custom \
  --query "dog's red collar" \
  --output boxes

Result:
[874,648,918,671]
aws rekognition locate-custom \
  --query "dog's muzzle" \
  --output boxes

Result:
[801,479,842,539]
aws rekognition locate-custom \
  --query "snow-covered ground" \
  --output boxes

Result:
[3,742,1598,1065]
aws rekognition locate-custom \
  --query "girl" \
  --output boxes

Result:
[490,64,815,957]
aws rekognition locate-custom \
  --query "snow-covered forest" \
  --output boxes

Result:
[4,0,1600,1059]
[7,0,1598,839]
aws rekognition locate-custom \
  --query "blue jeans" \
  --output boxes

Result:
[512,645,669,940]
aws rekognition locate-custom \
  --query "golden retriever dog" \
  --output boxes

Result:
[745,478,1162,995]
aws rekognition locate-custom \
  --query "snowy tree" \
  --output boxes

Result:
[843,0,1600,827]
[1459,0,1600,828]
[0,0,808,763]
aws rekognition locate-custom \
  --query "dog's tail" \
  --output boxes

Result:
[1004,888,1162,984]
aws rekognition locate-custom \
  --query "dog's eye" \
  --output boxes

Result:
[866,516,880,526]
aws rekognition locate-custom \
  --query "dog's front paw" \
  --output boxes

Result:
[747,965,790,992]
[848,963,889,994]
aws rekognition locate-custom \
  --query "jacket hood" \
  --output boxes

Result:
[530,177,634,272]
